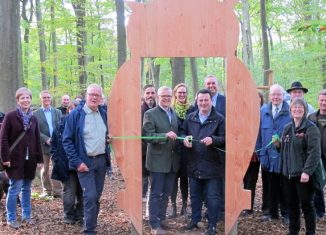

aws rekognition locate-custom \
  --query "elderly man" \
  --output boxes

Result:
[57,94,71,116]
[286,81,315,115]
[141,84,157,201]
[63,84,111,235]
[143,86,180,235]
[308,89,326,219]
[181,89,225,235]
[34,90,62,197]
[257,84,291,223]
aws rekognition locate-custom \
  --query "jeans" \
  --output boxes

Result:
[149,171,176,229]
[314,159,326,217]
[63,171,83,221]
[78,155,107,235]
[189,177,223,226]
[282,176,316,235]
[6,178,32,222]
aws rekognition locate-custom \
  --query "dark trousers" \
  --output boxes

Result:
[282,176,316,235]
[261,168,270,213]
[314,159,326,217]
[266,171,288,218]
[171,175,188,204]
[78,156,107,235]
[149,171,176,229]
[190,177,223,226]
[63,171,83,221]
[243,161,260,210]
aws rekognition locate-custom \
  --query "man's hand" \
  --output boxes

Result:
[183,136,193,148]
[77,163,89,172]
[3,161,10,168]
[46,138,51,145]
[200,137,213,146]
[300,172,310,183]
[107,134,113,144]
[166,131,177,141]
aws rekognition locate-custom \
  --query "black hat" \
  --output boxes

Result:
[286,81,308,93]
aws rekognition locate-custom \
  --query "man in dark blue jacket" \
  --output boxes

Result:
[63,84,111,235]
[181,89,225,235]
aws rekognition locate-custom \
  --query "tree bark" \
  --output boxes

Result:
[189,58,199,98]
[260,0,270,86]
[51,1,58,92]
[0,0,22,112]
[35,0,48,90]
[72,0,88,90]
[240,0,254,68]
[115,0,127,69]
[171,57,185,88]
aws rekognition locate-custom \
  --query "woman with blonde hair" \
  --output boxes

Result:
[170,83,191,217]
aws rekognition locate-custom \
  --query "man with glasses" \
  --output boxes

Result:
[63,84,111,235]
[34,90,62,197]
[143,86,180,235]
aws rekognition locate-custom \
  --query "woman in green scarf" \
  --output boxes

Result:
[169,83,191,217]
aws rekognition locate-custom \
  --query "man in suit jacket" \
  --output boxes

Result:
[34,90,62,197]
[204,75,226,117]
[143,86,180,235]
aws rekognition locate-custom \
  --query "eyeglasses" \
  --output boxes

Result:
[177,92,186,94]
[87,93,101,98]
[42,96,51,99]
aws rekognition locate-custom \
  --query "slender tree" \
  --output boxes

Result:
[171,57,185,88]
[115,0,127,69]
[190,58,199,97]
[240,0,254,68]
[260,0,270,85]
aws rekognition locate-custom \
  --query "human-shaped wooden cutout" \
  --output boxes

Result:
[108,0,260,234]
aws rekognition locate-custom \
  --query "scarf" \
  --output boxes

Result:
[17,106,32,130]
[173,100,190,120]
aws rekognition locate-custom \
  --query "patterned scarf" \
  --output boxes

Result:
[173,100,190,120]
[17,106,32,130]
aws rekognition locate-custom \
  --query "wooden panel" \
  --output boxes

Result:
[108,0,259,234]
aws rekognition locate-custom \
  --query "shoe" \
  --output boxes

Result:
[260,215,272,222]
[64,218,76,224]
[206,225,216,235]
[184,220,198,230]
[22,218,36,225]
[7,220,20,229]
[242,209,253,216]
[150,227,167,235]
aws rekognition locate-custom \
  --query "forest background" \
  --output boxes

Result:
[0,0,325,111]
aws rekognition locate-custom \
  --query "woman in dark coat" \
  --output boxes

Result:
[276,98,321,235]
[170,83,191,217]
[0,87,43,229]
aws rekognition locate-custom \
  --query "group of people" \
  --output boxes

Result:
[0,77,325,235]
[0,84,111,235]
[141,75,226,235]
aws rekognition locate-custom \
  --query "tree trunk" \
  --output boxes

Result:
[171,57,185,88]
[21,0,33,86]
[189,58,199,98]
[240,0,254,68]
[115,0,127,69]
[35,0,48,90]
[72,0,87,90]
[51,1,58,93]
[0,0,22,112]
[260,0,270,86]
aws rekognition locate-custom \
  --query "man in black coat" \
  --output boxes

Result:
[141,84,156,200]
[181,89,225,235]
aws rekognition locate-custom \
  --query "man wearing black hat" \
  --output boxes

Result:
[286,81,315,115]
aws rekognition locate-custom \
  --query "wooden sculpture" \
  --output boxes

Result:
[108,0,260,234]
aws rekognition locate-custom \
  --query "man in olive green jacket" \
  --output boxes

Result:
[143,86,180,235]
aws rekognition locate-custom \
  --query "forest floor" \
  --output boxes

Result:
[0,164,326,235]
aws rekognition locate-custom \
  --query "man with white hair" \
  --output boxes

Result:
[257,84,291,223]
[57,94,70,115]
[143,86,180,235]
